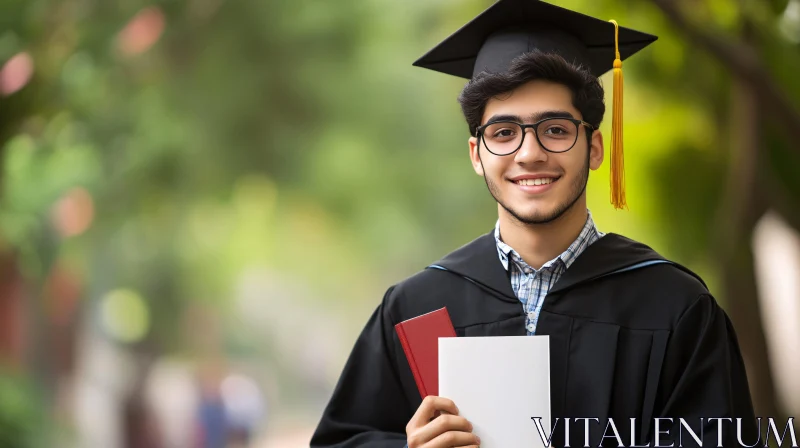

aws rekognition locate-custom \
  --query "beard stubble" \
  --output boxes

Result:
[481,147,590,225]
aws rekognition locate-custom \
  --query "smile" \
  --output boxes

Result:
[510,176,561,194]
[514,177,558,186]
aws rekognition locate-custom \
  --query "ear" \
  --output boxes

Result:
[469,136,484,176]
[589,129,604,171]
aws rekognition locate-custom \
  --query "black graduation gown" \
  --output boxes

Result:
[310,232,757,447]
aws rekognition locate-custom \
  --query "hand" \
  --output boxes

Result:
[406,396,480,448]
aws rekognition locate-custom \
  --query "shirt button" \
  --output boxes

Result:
[527,324,535,332]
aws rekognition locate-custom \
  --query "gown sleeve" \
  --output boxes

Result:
[653,293,758,447]
[310,286,412,448]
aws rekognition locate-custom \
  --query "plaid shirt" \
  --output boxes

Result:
[495,211,604,335]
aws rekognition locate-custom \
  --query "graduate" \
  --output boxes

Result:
[311,1,757,447]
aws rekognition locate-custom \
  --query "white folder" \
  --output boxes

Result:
[439,336,552,448]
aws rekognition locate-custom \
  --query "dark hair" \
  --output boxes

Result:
[457,51,605,137]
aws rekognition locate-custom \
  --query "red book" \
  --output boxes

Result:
[394,307,457,398]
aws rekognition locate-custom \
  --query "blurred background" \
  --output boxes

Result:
[1,0,799,446]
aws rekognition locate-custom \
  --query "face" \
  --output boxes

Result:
[469,80,604,225]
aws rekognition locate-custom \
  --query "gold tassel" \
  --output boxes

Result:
[609,19,626,210]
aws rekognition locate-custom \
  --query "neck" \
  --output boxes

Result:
[497,200,589,270]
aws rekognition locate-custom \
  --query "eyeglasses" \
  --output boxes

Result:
[476,117,595,156]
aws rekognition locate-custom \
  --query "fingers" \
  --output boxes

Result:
[408,396,459,430]
[415,413,473,444]
[424,429,480,448]
[408,414,477,447]
[407,396,479,448]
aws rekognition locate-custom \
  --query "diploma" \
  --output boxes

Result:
[439,336,552,448]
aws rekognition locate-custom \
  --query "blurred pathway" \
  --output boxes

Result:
[256,422,315,448]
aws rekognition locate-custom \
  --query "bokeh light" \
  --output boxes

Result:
[116,7,166,57]
[99,289,150,344]
[0,52,33,96]
[51,187,94,238]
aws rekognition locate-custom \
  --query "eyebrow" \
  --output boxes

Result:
[483,110,576,125]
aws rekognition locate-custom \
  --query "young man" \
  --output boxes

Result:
[311,1,757,447]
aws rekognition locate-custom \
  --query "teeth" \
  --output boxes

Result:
[517,178,555,186]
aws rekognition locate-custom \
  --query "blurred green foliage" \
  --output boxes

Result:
[0,371,46,448]
[1,0,799,438]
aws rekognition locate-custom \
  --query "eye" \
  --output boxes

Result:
[543,126,569,136]
[493,128,517,138]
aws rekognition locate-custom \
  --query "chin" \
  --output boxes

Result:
[486,173,587,225]
[504,189,584,223]
[506,204,565,225]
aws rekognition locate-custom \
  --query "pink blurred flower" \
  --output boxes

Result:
[52,187,95,238]
[0,52,34,96]
[117,6,166,56]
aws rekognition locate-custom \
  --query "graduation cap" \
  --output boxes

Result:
[413,0,658,210]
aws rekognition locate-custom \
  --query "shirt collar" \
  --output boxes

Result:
[494,210,603,272]
[494,222,515,271]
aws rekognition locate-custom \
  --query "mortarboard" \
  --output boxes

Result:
[413,0,658,210]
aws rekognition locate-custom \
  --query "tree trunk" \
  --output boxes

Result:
[650,0,785,421]
[715,51,782,420]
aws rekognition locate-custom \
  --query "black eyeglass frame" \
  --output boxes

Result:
[475,117,596,156]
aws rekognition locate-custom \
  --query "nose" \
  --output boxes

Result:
[514,127,548,164]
